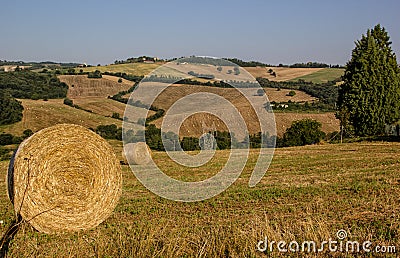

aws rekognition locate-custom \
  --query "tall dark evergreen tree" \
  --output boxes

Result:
[337,24,400,136]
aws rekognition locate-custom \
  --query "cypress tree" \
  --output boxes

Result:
[337,24,400,136]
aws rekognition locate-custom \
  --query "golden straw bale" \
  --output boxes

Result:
[122,142,152,165]
[7,124,122,234]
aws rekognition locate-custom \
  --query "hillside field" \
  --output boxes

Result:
[0,99,123,135]
[289,68,345,83]
[58,75,133,98]
[77,63,344,83]
[0,142,399,257]
[0,74,340,138]
[245,66,325,81]
[147,84,337,137]
[78,63,163,77]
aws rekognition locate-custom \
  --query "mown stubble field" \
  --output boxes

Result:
[0,142,399,257]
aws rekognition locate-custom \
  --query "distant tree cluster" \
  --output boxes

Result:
[145,106,165,124]
[63,97,93,113]
[63,97,74,106]
[177,56,233,66]
[109,82,139,104]
[289,62,344,68]
[114,56,160,64]
[95,124,122,140]
[0,129,33,160]
[0,146,11,161]
[0,70,68,99]
[0,129,33,146]
[144,125,179,151]
[289,62,329,68]
[0,70,68,126]
[87,70,102,78]
[111,112,121,120]
[225,58,269,67]
[0,91,24,125]
[267,69,277,77]
[247,132,276,148]
[97,121,327,150]
[188,71,215,79]
[278,119,325,147]
[275,62,343,68]
[0,60,80,70]
[140,74,258,88]
[256,77,339,107]
[103,71,143,82]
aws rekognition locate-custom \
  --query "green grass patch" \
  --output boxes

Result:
[290,68,344,83]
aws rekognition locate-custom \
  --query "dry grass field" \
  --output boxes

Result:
[0,99,122,135]
[274,112,339,137]
[58,75,133,98]
[145,84,335,137]
[1,142,399,257]
[245,67,325,81]
[78,62,342,83]
[79,63,163,76]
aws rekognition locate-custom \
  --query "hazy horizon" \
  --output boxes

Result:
[1,0,399,66]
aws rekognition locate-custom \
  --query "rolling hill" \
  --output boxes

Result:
[58,75,133,98]
[0,72,340,138]
[0,99,122,135]
[79,63,163,77]
[78,62,344,83]
[145,84,337,137]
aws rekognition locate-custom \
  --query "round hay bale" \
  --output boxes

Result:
[122,142,152,165]
[7,124,122,234]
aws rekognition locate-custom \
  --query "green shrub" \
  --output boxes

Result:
[87,70,102,78]
[111,112,121,120]
[281,119,325,147]
[63,98,74,106]
[0,133,13,145]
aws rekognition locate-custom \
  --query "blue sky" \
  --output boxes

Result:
[1,0,399,65]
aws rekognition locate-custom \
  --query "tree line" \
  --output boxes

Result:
[257,77,339,108]
[0,91,24,125]
[0,129,33,160]
[0,70,68,100]
[0,70,68,125]
[94,118,327,152]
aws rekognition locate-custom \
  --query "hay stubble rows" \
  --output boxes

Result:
[0,142,399,257]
